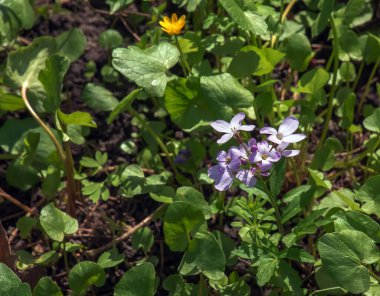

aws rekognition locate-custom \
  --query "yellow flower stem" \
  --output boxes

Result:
[174,35,191,76]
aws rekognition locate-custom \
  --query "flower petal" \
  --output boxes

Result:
[163,16,171,23]
[210,120,231,133]
[257,141,269,154]
[282,133,306,143]
[217,133,234,144]
[216,150,228,163]
[278,116,299,136]
[260,126,277,135]
[282,150,300,157]
[276,142,290,152]
[230,112,245,130]
[171,13,178,23]
[238,124,255,132]
[236,169,257,187]
[215,169,234,191]
[159,21,170,28]
[268,134,282,145]
[268,150,281,162]
[208,165,223,183]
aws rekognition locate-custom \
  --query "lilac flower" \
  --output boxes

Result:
[216,148,241,172]
[260,116,306,145]
[250,141,281,171]
[236,168,257,188]
[211,112,255,144]
[208,165,234,191]
[277,142,300,157]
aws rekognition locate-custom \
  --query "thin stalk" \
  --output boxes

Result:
[289,157,301,186]
[21,82,66,163]
[261,180,284,236]
[318,17,339,149]
[358,57,380,114]
[198,273,206,296]
[174,35,191,76]
[127,106,183,181]
[271,0,297,48]
[369,268,380,283]
[62,241,70,273]
[352,60,364,90]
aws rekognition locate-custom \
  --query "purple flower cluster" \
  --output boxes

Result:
[208,113,306,191]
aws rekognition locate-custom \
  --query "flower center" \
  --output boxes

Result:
[262,154,268,160]
[226,157,231,164]
[277,133,283,140]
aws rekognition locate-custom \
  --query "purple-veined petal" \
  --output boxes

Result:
[208,165,224,183]
[260,126,277,135]
[238,124,255,132]
[261,159,272,169]
[229,158,241,171]
[278,116,299,136]
[267,134,282,145]
[249,150,261,163]
[268,150,281,162]
[257,141,270,154]
[282,149,300,157]
[229,147,244,159]
[230,112,245,130]
[216,151,228,163]
[236,169,257,187]
[210,120,231,133]
[282,133,306,143]
[215,169,234,191]
[217,133,234,144]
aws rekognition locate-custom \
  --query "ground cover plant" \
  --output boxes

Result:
[0,0,380,295]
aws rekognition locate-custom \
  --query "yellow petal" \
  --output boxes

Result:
[159,20,170,29]
[171,13,178,23]
[163,16,171,23]
[179,15,186,23]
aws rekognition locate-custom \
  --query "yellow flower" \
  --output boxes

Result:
[159,13,186,36]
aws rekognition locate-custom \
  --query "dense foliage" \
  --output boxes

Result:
[0,0,380,295]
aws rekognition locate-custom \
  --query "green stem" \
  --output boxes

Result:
[174,35,191,76]
[261,180,284,236]
[289,157,301,186]
[127,105,183,182]
[369,268,380,283]
[62,241,70,273]
[352,60,364,91]
[198,273,206,296]
[358,57,380,114]
[318,17,339,149]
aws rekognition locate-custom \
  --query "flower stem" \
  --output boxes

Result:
[127,105,185,183]
[318,16,339,149]
[352,60,364,91]
[174,35,191,76]
[358,57,380,114]
[261,179,284,236]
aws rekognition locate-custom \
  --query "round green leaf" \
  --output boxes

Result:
[40,203,78,242]
[33,277,62,296]
[114,262,156,296]
[363,108,380,133]
[99,29,123,49]
[68,261,106,296]
[0,263,32,296]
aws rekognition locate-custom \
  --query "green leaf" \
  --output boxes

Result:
[16,216,37,239]
[34,251,59,266]
[164,201,206,252]
[333,211,380,243]
[99,29,123,49]
[363,108,380,133]
[363,34,380,64]
[227,50,260,78]
[0,263,32,296]
[56,28,86,62]
[0,93,25,111]
[219,0,268,35]
[338,29,361,61]
[298,68,330,94]
[57,109,97,128]
[165,74,254,131]
[283,33,312,71]
[318,230,380,294]
[38,54,70,112]
[81,83,119,112]
[311,0,335,37]
[308,168,332,190]
[107,88,142,124]
[244,46,285,76]
[33,277,62,296]
[179,231,226,280]
[255,257,278,286]
[174,186,211,219]
[131,227,154,252]
[112,42,179,97]
[97,249,125,269]
[106,0,133,14]
[0,0,35,29]
[68,261,106,296]
[39,203,78,242]
[357,175,380,217]
[114,263,156,296]
[269,158,286,197]
[4,36,57,113]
